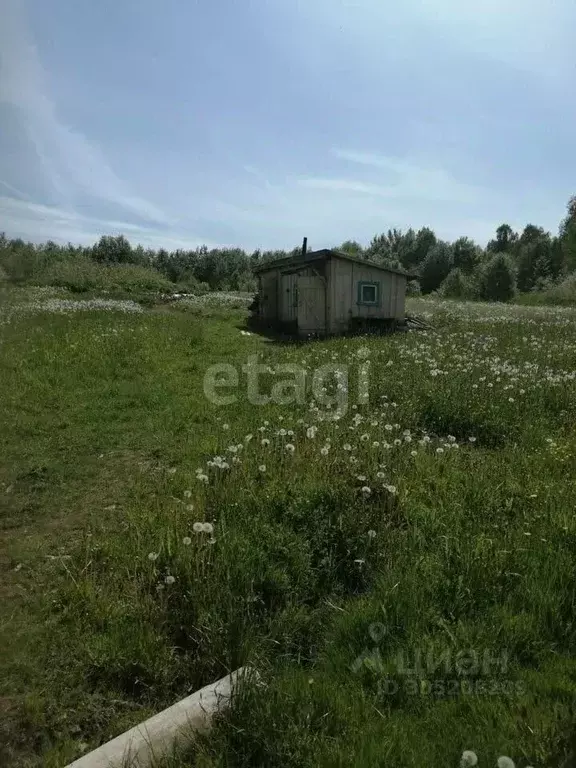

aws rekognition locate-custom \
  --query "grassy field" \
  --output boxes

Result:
[1,285,576,767]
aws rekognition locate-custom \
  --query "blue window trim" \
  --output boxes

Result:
[357,281,381,306]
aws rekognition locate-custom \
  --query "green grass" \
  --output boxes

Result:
[1,286,576,767]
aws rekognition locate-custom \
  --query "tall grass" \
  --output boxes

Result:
[1,288,576,766]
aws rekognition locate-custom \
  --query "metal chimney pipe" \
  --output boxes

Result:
[302,237,308,258]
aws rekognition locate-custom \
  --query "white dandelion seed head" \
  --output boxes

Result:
[165,575,176,585]
[367,529,377,539]
[320,446,330,456]
[202,522,214,534]
[183,490,192,498]
[148,552,159,561]
[361,486,372,495]
[285,443,295,453]
[186,503,194,511]
[497,757,515,768]
[460,751,478,767]
[436,447,444,454]
[261,438,270,447]
[258,464,267,472]
[222,423,230,430]
[193,522,204,533]
[182,536,192,546]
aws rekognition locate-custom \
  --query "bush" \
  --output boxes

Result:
[36,258,173,294]
[479,253,516,302]
[439,268,479,300]
[406,279,421,296]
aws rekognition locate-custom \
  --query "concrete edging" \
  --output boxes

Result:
[65,667,249,768]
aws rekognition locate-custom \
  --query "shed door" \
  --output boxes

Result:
[297,276,325,333]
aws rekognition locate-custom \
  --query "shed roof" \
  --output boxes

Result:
[253,248,416,279]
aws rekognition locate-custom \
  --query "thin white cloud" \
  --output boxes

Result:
[0,197,214,250]
[0,0,171,224]
[301,150,483,203]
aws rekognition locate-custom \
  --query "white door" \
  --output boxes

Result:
[297,276,326,334]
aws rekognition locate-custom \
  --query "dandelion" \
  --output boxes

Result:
[447,435,456,443]
[343,443,352,451]
[376,471,386,479]
[182,536,192,546]
[393,439,401,446]
[367,529,377,539]
[285,443,295,453]
[385,484,397,494]
[258,464,267,472]
[183,490,192,498]
[384,424,393,431]
[361,486,372,496]
[202,522,214,534]
[197,473,209,483]
[411,450,417,457]
[497,758,515,768]
[278,428,287,436]
[165,574,176,585]
[245,433,253,442]
[186,503,194,511]
[261,438,270,447]
[469,436,477,443]
[360,433,369,442]
[148,552,159,561]
[320,446,330,456]
[222,423,230,430]
[460,751,478,767]
[436,447,444,454]
[372,441,380,448]
[306,426,318,438]
[357,474,367,482]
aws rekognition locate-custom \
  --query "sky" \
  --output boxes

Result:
[1,0,575,252]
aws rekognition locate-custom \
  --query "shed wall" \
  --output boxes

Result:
[328,257,406,332]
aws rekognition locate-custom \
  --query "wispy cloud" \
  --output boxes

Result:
[0,196,212,250]
[0,0,171,225]
[299,150,483,204]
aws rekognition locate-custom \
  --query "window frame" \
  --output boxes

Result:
[357,280,381,306]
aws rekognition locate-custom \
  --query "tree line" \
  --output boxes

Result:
[1,195,576,301]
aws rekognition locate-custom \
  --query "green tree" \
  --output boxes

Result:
[560,196,576,273]
[92,235,133,264]
[419,242,453,293]
[487,223,518,254]
[480,253,516,301]
[338,240,364,256]
[439,268,478,299]
[452,237,481,275]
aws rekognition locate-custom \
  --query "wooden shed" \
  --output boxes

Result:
[253,245,412,337]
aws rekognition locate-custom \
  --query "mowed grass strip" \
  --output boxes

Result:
[1,287,576,767]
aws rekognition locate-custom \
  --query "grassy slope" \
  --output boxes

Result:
[1,287,576,767]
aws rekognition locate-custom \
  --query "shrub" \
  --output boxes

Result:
[439,268,479,300]
[36,258,172,294]
[479,253,516,302]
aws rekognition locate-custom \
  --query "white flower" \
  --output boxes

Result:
[202,522,214,534]
[306,426,318,438]
[393,439,401,446]
[360,433,369,442]
[285,443,295,453]
[278,428,287,436]
[320,446,330,456]
[367,530,377,539]
[186,504,194,511]
[165,575,176,585]
[372,441,380,448]
[376,471,385,479]
[460,751,478,767]
[343,443,352,451]
[222,423,230,430]
[197,473,209,483]
[361,486,371,496]
[261,438,270,447]
[385,484,397,494]
[384,424,393,431]
[182,536,192,546]
[193,522,204,533]
[245,433,253,442]
[411,450,417,457]
[148,552,159,561]
[447,435,456,443]
[258,464,267,472]
[497,758,515,768]
[436,447,444,454]
[357,474,367,482]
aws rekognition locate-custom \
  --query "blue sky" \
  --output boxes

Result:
[1,0,575,251]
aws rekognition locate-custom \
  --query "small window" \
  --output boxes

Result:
[357,281,380,306]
